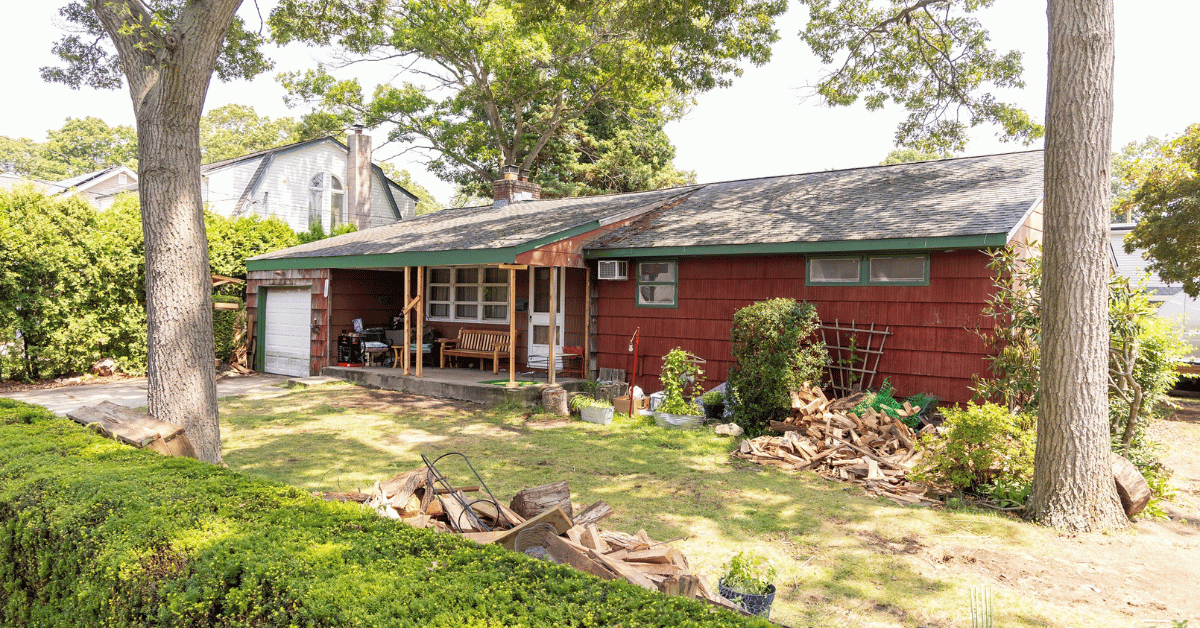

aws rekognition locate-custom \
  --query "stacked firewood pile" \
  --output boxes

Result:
[320,473,743,613]
[731,383,937,506]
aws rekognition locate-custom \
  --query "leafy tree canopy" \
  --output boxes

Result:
[1109,135,1165,223]
[378,163,444,215]
[1123,124,1200,297]
[268,0,782,194]
[879,147,954,165]
[798,0,1043,153]
[200,104,304,164]
[41,1,271,91]
[1,117,137,180]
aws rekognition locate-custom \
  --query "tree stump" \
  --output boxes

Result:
[541,385,568,416]
[1111,453,1151,517]
[510,480,573,519]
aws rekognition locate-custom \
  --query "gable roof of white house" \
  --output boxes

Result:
[200,136,419,219]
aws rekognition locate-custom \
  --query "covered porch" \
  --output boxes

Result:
[320,364,582,406]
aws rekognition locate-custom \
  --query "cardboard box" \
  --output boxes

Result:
[613,395,648,415]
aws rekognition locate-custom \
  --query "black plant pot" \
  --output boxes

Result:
[718,578,776,618]
[704,403,725,421]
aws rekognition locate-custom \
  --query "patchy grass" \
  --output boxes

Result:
[221,384,1199,628]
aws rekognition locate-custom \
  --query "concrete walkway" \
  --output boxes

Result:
[1,373,291,416]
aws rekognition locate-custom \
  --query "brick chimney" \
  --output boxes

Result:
[493,165,540,208]
[346,126,372,229]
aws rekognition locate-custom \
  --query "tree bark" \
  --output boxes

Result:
[1027,0,1127,531]
[91,0,243,464]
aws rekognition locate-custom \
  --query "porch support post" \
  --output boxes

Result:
[507,266,517,387]
[549,265,557,385]
[403,267,411,375]
[416,265,424,377]
[584,265,592,381]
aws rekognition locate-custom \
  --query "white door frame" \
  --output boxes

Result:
[528,266,565,364]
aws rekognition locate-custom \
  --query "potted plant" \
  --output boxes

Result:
[717,552,778,618]
[569,394,614,425]
[702,390,726,421]
[653,348,705,429]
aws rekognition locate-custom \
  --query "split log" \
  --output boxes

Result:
[510,480,573,519]
[573,500,614,528]
[580,524,610,553]
[493,506,574,551]
[543,534,617,581]
[1112,453,1151,516]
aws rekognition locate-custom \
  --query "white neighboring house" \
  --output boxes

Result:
[1110,222,1200,360]
[95,131,417,232]
[0,166,138,209]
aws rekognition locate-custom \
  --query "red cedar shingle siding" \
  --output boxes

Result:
[593,251,998,404]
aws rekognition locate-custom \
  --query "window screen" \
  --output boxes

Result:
[869,257,925,282]
[809,258,860,283]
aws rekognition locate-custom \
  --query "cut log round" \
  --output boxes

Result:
[509,480,573,519]
[541,386,569,416]
[1111,453,1151,517]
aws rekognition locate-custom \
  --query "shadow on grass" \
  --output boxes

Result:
[220,386,1043,627]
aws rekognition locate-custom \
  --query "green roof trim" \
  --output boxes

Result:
[584,233,1009,259]
[246,220,604,271]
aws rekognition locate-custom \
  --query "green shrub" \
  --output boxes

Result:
[728,299,827,435]
[912,403,1035,498]
[0,189,147,379]
[658,347,704,415]
[212,295,244,361]
[0,401,769,627]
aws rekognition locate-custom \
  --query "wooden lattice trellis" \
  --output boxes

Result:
[819,320,892,397]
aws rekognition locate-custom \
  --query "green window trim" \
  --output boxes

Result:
[635,259,679,308]
[806,254,930,287]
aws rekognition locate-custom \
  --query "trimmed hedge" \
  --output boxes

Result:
[0,399,767,627]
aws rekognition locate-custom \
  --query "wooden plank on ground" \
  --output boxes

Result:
[586,549,657,590]
[543,534,618,581]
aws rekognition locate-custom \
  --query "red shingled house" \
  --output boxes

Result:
[245,151,1043,404]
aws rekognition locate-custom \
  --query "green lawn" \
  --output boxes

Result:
[219,383,1138,628]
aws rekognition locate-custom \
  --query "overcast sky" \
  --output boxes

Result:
[3,1,1197,205]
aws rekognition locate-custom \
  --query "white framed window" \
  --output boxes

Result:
[427,266,509,322]
[307,173,324,228]
[330,175,345,227]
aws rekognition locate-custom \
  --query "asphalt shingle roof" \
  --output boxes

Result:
[250,186,697,261]
[589,151,1043,251]
[250,150,1042,264]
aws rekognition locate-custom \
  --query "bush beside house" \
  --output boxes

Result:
[0,400,769,627]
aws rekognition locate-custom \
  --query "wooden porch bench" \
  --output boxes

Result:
[439,329,512,374]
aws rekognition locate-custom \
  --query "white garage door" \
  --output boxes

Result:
[263,286,311,377]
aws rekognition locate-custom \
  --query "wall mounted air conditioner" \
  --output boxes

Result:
[597,260,629,280]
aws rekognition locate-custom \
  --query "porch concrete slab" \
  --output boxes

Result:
[321,365,580,407]
[1,373,290,416]
[285,376,345,388]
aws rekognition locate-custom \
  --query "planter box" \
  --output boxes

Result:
[718,579,776,618]
[652,411,704,430]
[580,406,614,425]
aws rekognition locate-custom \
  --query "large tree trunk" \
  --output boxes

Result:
[91,0,243,464]
[136,88,221,465]
[1027,0,1126,531]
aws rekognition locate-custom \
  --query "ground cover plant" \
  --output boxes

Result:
[0,398,770,627]
[218,383,1200,626]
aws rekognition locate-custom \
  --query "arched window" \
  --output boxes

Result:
[307,173,324,229]
[330,175,345,228]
